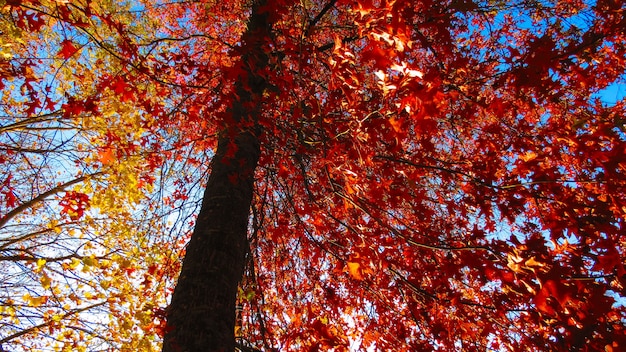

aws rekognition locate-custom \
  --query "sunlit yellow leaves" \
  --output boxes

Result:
[524,256,546,272]
[36,258,47,271]
[83,291,100,300]
[23,293,48,307]
[135,308,153,327]
[40,274,52,290]
[49,219,63,234]
[82,255,97,267]
[69,257,81,270]
[0,7,27,60]
[113,254,133,270]
[0,2,172,351]
[0,300,17,323]
[137,337,155,352]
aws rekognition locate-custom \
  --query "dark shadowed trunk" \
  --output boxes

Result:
[162,3,272,351]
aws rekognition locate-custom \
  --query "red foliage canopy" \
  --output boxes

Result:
[2,0,625,350]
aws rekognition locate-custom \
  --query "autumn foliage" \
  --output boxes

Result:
[1,0,625,351]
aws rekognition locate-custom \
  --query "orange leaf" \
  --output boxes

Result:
[389,116,402,133]
[99,148,114,165]
[347,262,363,280]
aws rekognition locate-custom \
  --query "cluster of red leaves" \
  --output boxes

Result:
[0,173,17,209]
[59,191,90,220]
[4,0,625,350]
[4,0,46,32]
[230,0,626,351]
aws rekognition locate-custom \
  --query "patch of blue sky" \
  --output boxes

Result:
[596,77,626,106]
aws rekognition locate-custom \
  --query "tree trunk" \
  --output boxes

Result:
[162,3,272,351]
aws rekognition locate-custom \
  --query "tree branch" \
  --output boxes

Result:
[0,172,102,228]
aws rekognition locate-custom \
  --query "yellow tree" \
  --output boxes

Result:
[1,1,184,350]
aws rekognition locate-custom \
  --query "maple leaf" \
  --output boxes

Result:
[98,147,115,165]
[58,39,79,60]
[347,261,363,280]
[1,174,17,208]
[59,191,90,220]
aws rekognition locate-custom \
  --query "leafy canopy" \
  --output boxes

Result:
[1,0,625,351]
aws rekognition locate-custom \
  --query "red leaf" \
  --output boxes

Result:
[58,40,79,59]
[1,174,17,208]
[59,191,90,220]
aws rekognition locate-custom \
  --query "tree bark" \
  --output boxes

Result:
[162,2,272,351]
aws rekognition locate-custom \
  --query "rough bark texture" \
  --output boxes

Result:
[162,3,272,351]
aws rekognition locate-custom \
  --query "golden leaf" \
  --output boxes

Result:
[347,262,363,280]
[40,274,51,290]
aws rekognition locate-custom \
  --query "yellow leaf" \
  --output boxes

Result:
[40,274,51,289]
[69,258,81,269]
[82,255,96,267]
[118,258,132,269]
[48,219,62,234]
[98,258,112,269]
[36,258,47,270]
[506,251,524,273]
[23,293,48,307]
